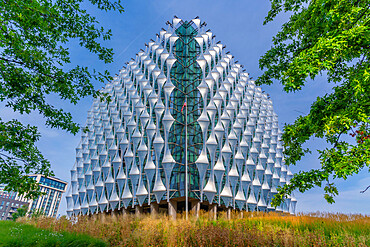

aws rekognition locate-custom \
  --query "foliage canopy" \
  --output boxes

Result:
[0,0,123,198]
[257,0,370,206]
[11,204,28,221]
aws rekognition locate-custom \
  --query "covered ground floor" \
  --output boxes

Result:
[91,197,275,220]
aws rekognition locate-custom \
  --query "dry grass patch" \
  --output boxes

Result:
[18,211,370,246]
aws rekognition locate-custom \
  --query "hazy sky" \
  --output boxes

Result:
[4,0,369,215]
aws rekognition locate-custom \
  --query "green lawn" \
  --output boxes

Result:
[0,220,107,247]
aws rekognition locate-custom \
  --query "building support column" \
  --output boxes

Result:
[119,208,129,221]
[227,207,231,220]
[121,207,129,215]
[168,200,177,220]
[150,203,159,216]
[100,212,107,223]
[90,213,98,221]
[209,204,217,220]
[111,210,119,221]
[191,200,200,218]
[135,205,143,216]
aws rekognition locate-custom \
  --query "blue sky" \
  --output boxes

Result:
[3,0,369,215]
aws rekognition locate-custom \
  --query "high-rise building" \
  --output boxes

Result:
[0,175,67,220]
[66,17,297,218]
[27,175,67,217]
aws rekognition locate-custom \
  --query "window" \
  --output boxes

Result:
[38,177,66,190]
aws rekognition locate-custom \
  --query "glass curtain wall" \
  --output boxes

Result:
[168,22,203,199]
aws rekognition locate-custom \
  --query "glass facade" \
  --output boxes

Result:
[26,176,67,217]
[0,175,66,219]
[169,22,203,199]
[39,176,66,191]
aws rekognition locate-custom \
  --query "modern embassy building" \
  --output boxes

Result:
[0,175,67,220]
[66,17,297,218]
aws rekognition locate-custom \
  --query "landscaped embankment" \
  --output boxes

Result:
[12,211,370,246]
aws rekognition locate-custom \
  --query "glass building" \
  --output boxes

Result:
[66,17,297,218]
[0,175,67,220]
[27,175,67,217]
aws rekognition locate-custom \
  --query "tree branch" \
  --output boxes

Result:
[0,56,58,80]
[0,152,31,166]
[360,185,370,193]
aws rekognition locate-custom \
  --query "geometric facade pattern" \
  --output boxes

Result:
[66,17,297,217]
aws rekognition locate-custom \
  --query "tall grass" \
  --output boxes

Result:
[18,211,370,246]
[0,220,107,247]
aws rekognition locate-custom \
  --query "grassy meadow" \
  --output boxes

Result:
[10,211,370,247]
